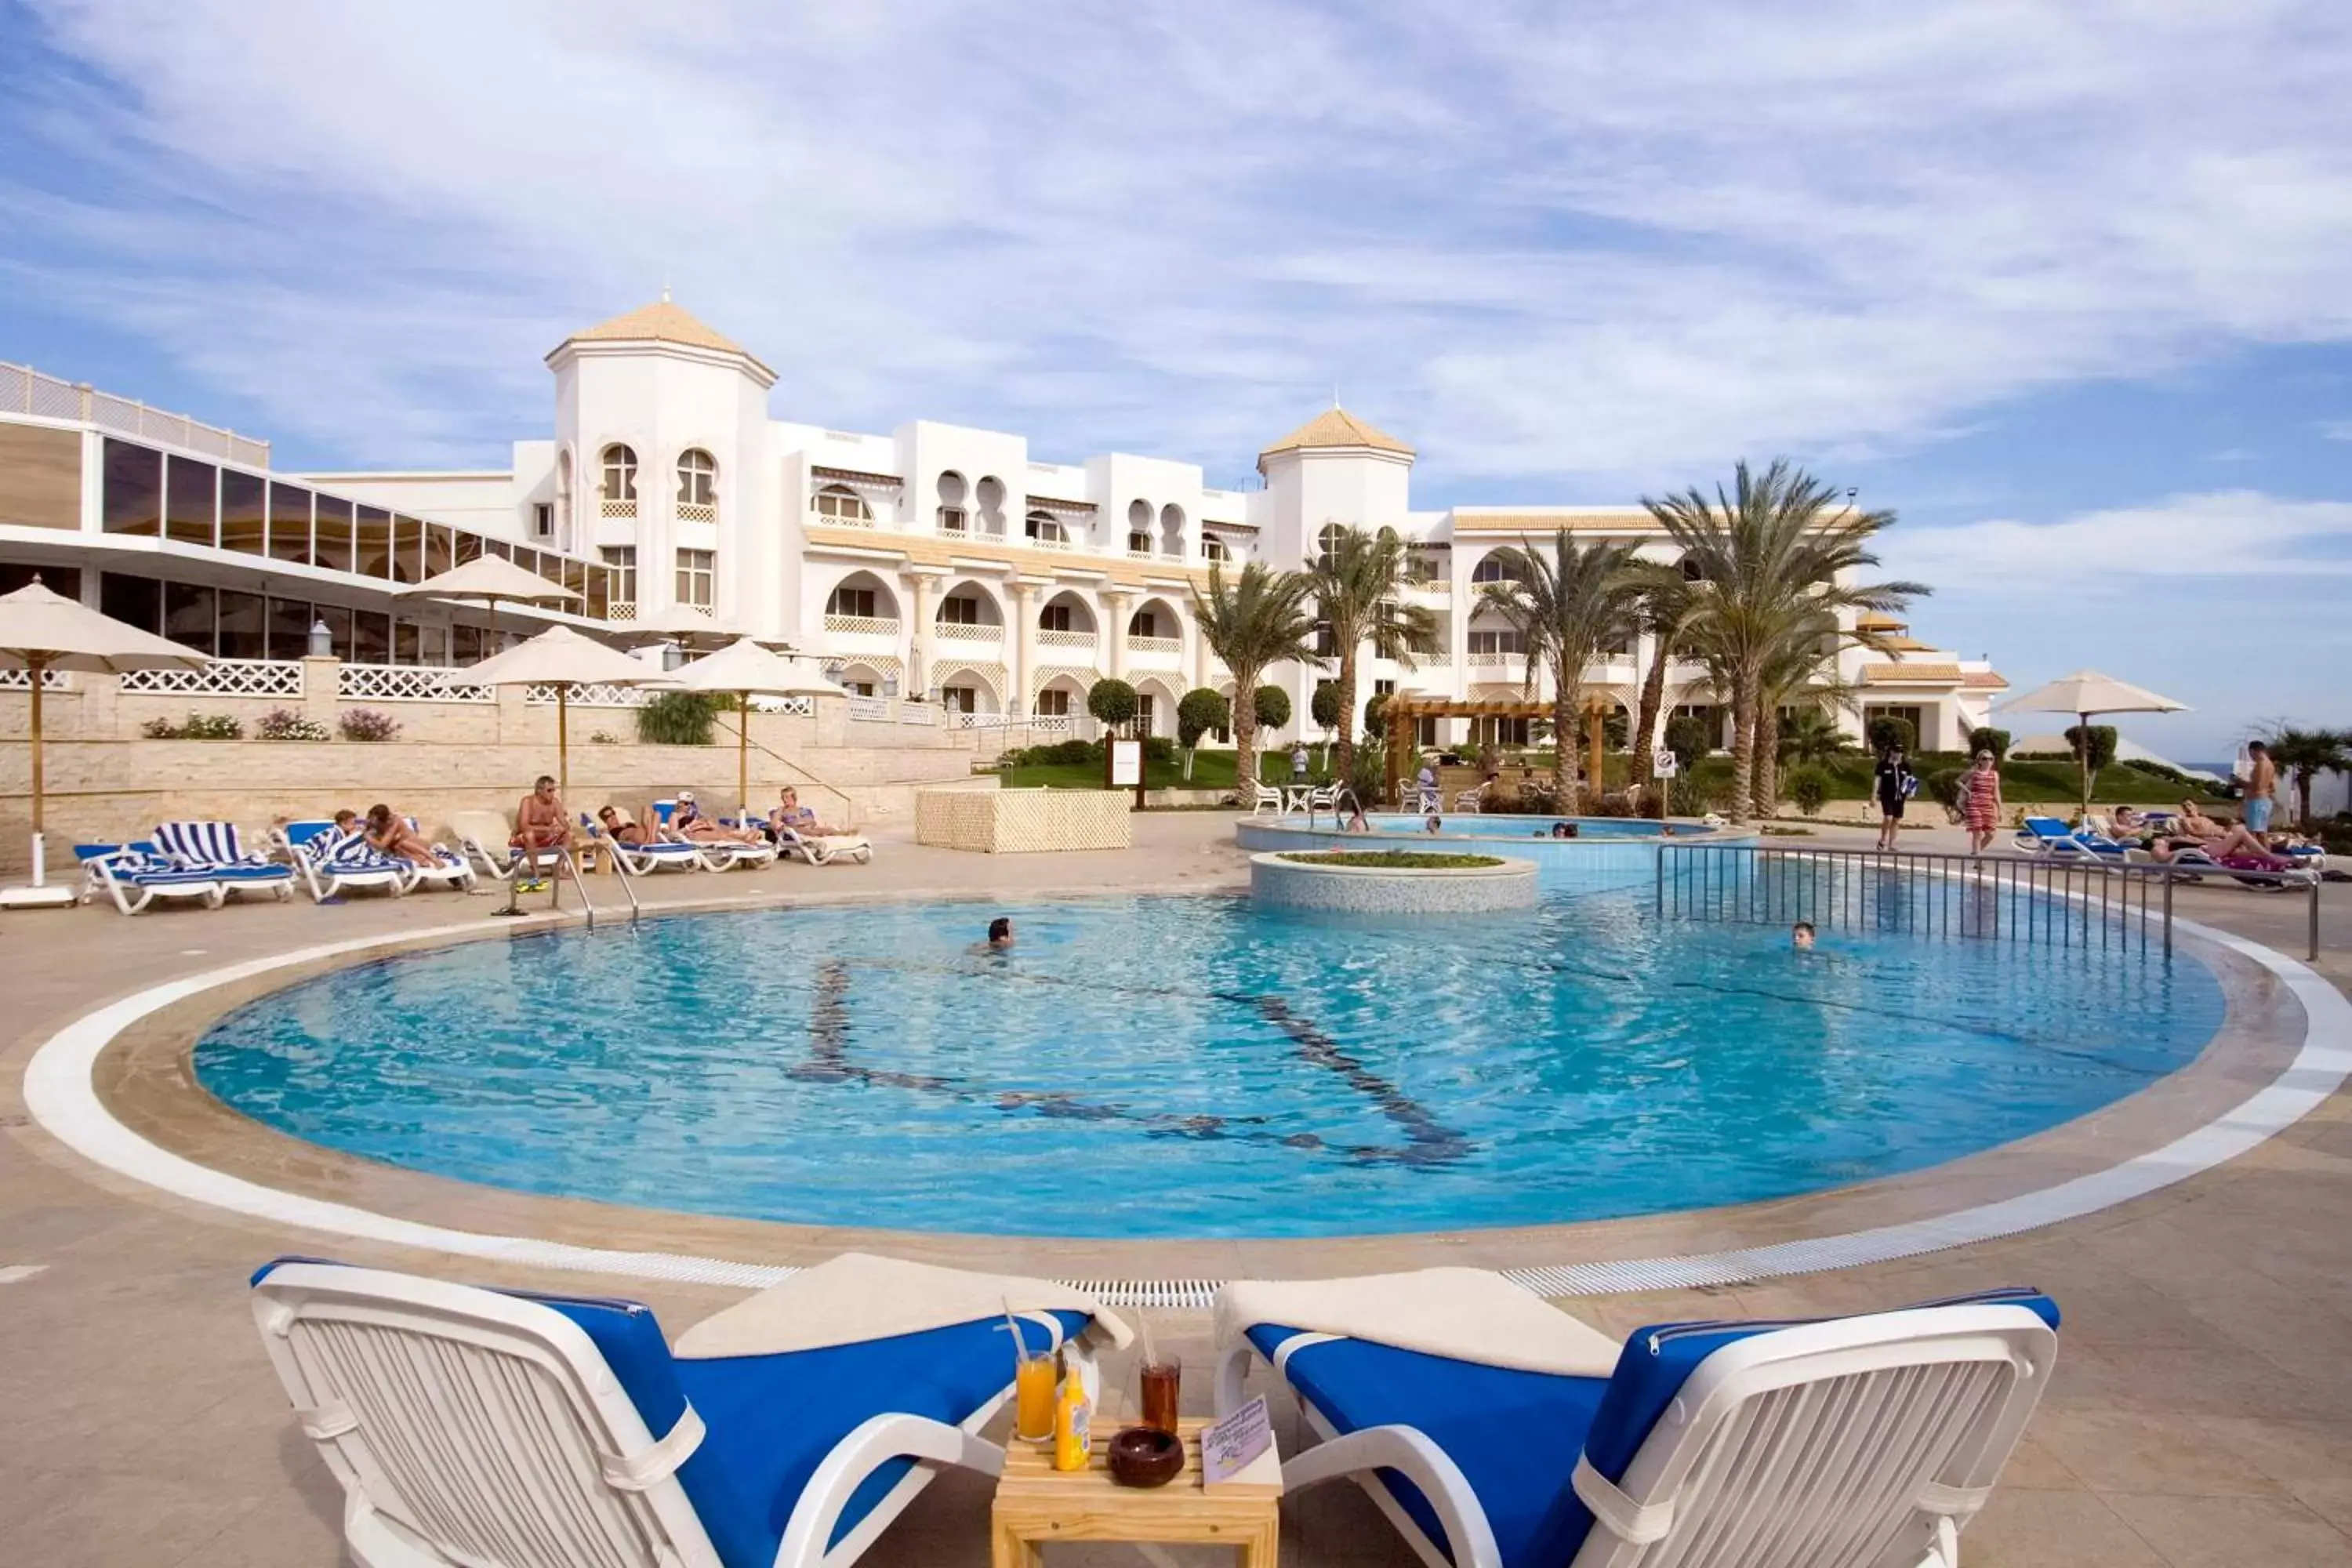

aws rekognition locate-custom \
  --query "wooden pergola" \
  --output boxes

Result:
[1382,693,1615,804]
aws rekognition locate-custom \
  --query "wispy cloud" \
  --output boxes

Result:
[2321,420,2352,441]
[3,0,2350,481]
[1883,491,2352,592]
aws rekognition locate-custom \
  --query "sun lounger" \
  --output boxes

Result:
[250,1254,1126,1568]
[274,821,413,902]
[777,823,873,866]
[652,799,779,870]
[448,808,568,884]
[2012,815,2127,863]
[1216,1268,2058,1568]
[75,842,225,915]
[151,820,296,900]
[581,812,715,874]
[399,818,479,891]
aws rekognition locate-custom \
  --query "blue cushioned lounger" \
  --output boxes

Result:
[76,841,227,915]
[251,1258,1093,1568]
[1221,1282,2059,1568]
[153,819,296,899]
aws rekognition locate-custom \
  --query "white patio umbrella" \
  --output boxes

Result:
[673,637,847,813]
[441,625,674,793]
[615,603,748,653]
[2000,669,2189,819]
[397,554,582,654]
[0,578,209,905]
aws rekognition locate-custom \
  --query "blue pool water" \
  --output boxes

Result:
[1367,814,1669,839]
[194,891,2226,1239]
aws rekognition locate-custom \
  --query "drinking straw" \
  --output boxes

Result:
[1138,1311,1159,1370]
[1002,1297,1030,1374]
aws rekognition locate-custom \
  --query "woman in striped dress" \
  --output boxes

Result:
[1963,750,2005,855]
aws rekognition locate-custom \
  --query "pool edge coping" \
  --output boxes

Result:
[20,904,2348,1308]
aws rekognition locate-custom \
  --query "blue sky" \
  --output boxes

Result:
[3,0,2349,756]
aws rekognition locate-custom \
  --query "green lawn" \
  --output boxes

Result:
[998,748,1342,793]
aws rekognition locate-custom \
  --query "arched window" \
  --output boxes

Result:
[1203,536,1230,562]
[937,470,968,534]
[1159,503,1185,557]
[1316,523,1346,571]
[813,484,871,522]
[676,448,717,509]
[1025,510,1065,544]
[1471,552,1526,584]
[601,445,638,503]
[976,475,1007,535]
[1127,499,1152,555]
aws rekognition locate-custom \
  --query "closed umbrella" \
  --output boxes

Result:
[1999,669,2189,820]
[0,578,209,906]
[442,625,674,793]
[673,637,846,815]
[398,555,582,655]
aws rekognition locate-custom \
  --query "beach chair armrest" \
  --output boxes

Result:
[1283,1424,1501,1568]
[773,1412,1002,1568]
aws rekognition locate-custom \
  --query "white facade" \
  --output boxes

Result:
[308,298,2005,746]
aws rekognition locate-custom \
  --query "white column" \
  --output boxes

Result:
[907,572,938,697]
[1009,580,1039,717]
[1104,590,1132,681]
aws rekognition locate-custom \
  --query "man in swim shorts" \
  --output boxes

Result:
[2244,741,2277,834]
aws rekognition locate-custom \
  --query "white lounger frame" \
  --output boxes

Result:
[1218,1302,2056,1568]
[277,826,413,903]
[778,826,872,866]
[252,1261,1046,1568]
[79,851,225,916]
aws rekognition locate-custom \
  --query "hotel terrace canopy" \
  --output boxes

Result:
[1381,692,1617,801]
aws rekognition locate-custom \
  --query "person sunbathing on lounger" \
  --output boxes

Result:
[512,777,572,857]
[2149,824,2293,868]
[673,791,763,845]
[595,805,655,847]
[364,804,440,867]
[768,786,845,839]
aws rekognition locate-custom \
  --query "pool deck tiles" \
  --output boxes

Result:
[4,811,2352,1565]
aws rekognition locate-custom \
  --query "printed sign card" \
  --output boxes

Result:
[1201,1395,1280,1492]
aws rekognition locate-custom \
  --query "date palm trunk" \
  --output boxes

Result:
[1630,631,1671,815]
[1753,706,1780,820]
[1232,662,1260,799]
[1334,652,1359,789]
[1729,671,1760,827]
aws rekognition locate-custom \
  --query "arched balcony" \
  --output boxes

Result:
[822,571,901,637]
[1036,590,1098,652]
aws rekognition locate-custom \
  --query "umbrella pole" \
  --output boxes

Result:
[739,691,750,820]
[558,684,570,794]
[28,655,46,887]
[2078,710,2089,823]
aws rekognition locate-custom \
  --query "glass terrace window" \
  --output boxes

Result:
[600,546,637,605]
[814,485,871,521]
[165,456,217,546]
[827,586,877,619]
[601,445,639,502]
[100,439,162,535]
[938,594,982,625]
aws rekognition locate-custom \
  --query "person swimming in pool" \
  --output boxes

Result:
[986,916,1014,949]
[1424,814,1443,833]
[1792,920,1817,951]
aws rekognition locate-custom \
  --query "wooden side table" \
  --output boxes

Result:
[992,1416,1282,1566]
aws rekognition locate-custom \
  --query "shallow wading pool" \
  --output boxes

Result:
[191,887,2227,1240]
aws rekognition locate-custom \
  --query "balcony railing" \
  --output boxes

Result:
[1036,627,1097,649]
[1467,649,1525,666]
[340,663,494,704]
[2,359,271,468]
[677,502,716,524]
[935,621,1004,642]
[524,682,648,708]
[601,499,638,519]
[608,602,638,621]
[846,695,890,723]
[121,659,304,698]
[811,506,875,528]
[824,613,901,637]
[1127,635,1182,655]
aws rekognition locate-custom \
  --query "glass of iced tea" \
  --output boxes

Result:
[1138,1358,1181,1435]
[1015,1349,1059,1446]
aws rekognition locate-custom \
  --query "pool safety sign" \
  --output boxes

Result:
[1106,737,1145,803]
[1652,750,1679,777]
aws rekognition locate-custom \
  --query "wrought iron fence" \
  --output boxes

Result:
[1657,842,2322,961]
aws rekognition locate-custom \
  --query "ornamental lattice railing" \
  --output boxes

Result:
[523,682,650,707]
[935,621,1004,642]
[339,663,495,704]
[119,659,303,698]
[0,668,72,691]
[2,359,271,467]
[1036,628,1097,649]
[1127,635,1182,655]
[824,614,900,637]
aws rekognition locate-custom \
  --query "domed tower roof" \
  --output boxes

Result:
[1257,406,1414,475]
[549,295,773,381]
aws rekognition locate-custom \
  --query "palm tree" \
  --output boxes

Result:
[2264,726,2352,828]
[1477,531,1643,803]
[1189,561,1323,798]
[1312,526,1438,787]
[1777,706,1854,768]
[1750,613,1883,816]
[1643,459,1926,826]
[1627,574,1698,814]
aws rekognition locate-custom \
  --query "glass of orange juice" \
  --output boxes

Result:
[1015,1348,1059,1445]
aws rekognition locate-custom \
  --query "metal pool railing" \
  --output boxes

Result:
[1655,844,2322,961]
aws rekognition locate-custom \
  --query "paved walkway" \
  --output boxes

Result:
[3,811,2349,1566]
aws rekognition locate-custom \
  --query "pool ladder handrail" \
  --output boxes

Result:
[564,829,644,930]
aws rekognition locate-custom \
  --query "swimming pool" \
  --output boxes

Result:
[191,890,2227,1240]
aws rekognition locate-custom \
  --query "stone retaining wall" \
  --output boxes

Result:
[1249,850,1539,913]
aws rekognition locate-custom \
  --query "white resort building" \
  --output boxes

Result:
[1,299,2005,750]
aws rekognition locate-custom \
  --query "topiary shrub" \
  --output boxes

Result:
[1362,692,1388,741]
[1087,677,1138,734]
[256,707,330,742]
[1966,725,2011,762]
[1787,765,1830,817]
[1142,735,1176,764]
[1664,713,1712,768]
[1253,684,1290,732]
[1310,680,1341,735]
[338,707,402,742]
[1865,715,1918,756]
[1177,688,1230,781]
[635,691,724,746]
